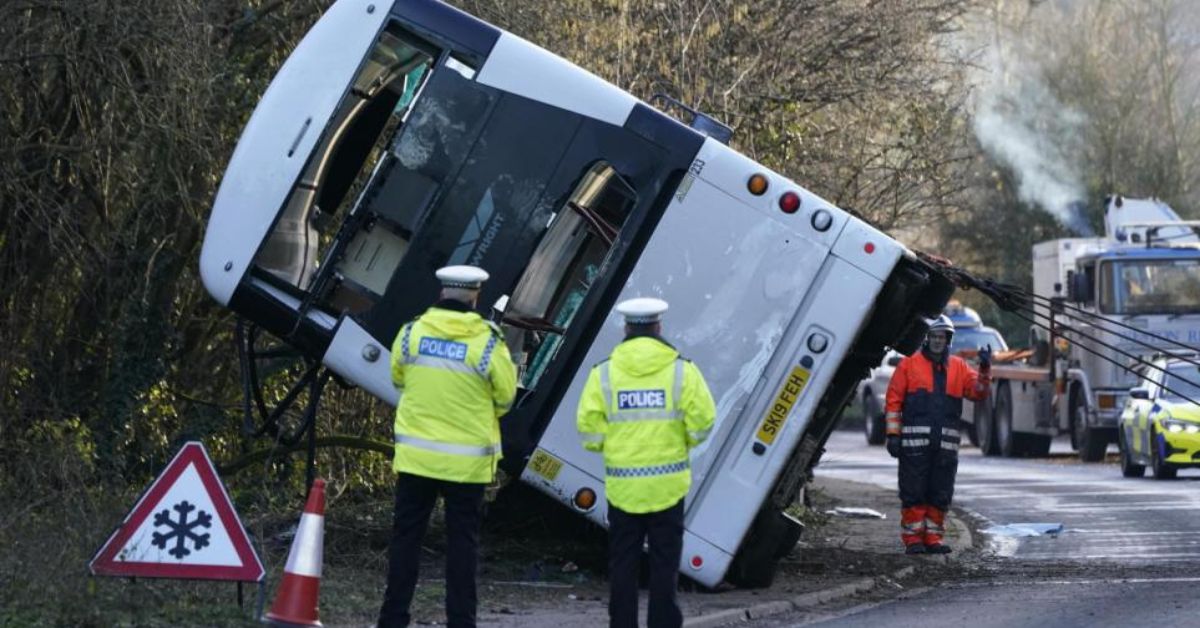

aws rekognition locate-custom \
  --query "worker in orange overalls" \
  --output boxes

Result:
[884,314,990,554]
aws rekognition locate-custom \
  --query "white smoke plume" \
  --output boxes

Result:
[970,32,1094,235]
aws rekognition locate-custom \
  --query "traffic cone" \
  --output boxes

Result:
[266,479,326,627]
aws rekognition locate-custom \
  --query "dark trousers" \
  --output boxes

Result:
[607,500,684,628]
[898,429,959,509]
[378,473,485,628]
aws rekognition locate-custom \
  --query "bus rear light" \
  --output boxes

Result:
[811,209,833,231]
[747,174,769,196]
[779,192,801,214]
[690,555,704,569]
[574,487,597,511]
[864,242,876,254]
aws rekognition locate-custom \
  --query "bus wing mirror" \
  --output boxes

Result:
[1130,388,1150,400]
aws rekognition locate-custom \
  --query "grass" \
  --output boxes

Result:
[0,480,609,627]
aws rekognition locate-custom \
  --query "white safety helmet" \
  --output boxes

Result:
[926,314,955,341]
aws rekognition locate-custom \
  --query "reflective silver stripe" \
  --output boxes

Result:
[673,359,684,407]
[283,513,324,577]
[477,335,498,376]
[902,438,929,447]
[901,425,932,434]
[606,460,689,478]
[689,428,712,442]
[902,521,926,531]
[610,409,682,423]
[885,411,901,419]
[579,432,604,443]
[600,362,612,411]
[941,441,959,451]
[408,355,480,375]
[925,522,946,533]
[394,434,498,457]
[942,428,960,438]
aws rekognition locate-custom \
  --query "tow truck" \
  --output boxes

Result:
[971,196,1200,460]
[199,0,956,586]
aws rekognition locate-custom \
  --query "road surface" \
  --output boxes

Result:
[771,431,1200,626]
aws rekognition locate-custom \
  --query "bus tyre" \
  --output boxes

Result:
[863,391,885,446]
[994,382,1017,457]
[726,508,803,588]
[1151,428,1178,480]
[977,395,1000,456]
[1119,431,1145,478]
[1071,387,1107,462]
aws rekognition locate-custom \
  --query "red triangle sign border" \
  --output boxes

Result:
[89,441,265,582]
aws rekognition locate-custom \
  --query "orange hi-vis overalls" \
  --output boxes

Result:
[885,350,989,548]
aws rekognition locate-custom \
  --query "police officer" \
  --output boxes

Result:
[577,298,717,628]
[884,314,990,554]
[378,265,517,628]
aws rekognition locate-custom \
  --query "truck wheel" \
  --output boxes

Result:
[1071,387,1108,462]
[1119,430,1145,478]
[863,391,885,445]
[977,395,999,456]
[726,508,804,588]
[1150,427,1178,480]
[994,383,1018,457]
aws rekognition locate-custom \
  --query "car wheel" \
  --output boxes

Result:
[863,391,885,446]
[1151,426,1178,480]
[1119,429,1145,478]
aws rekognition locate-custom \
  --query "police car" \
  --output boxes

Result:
[1118,355,1200,479]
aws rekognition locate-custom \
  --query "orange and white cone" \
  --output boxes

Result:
[266,479,326,627]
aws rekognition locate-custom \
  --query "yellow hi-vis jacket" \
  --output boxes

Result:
[576,336,717,513]
[391,305,517,484]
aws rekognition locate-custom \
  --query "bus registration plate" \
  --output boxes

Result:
[529,449,564,481]
[756,366,810,446]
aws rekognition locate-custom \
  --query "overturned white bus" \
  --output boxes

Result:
[200,0,955,587]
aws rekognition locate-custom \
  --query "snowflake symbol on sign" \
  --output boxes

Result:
[151,500,212,559]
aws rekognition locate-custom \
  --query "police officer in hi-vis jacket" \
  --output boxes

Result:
[378,265,518,628]
[576,298,717,628]
[885,314,991,555]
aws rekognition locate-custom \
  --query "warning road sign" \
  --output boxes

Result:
[90,441,264,582]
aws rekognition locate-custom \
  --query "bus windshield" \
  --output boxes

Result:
[1100,259,1200,315]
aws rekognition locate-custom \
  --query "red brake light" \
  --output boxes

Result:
[690,555,704,569]
[864,242,876,254]
[779,192,801,214]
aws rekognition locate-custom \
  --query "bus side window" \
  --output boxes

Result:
[502,162,637,389]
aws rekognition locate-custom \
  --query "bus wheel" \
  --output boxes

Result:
[726,508,803,588]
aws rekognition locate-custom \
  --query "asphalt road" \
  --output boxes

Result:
[781,430,1200,627]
